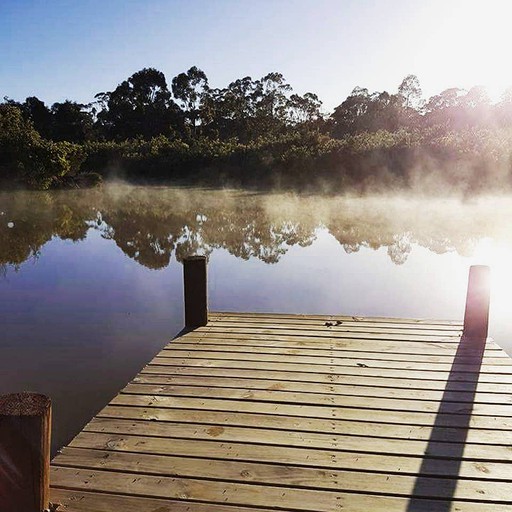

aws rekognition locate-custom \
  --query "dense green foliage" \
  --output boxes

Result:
[0,105,88,189]
[4,68,512,191]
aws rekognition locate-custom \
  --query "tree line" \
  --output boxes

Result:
[3,67,324,142]
[3,67,512,190]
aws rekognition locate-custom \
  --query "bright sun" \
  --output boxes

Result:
[418,1,512,103]
[485,85,509,104]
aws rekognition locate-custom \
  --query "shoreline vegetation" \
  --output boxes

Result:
[3,68,512,192]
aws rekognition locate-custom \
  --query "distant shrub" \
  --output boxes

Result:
[0,105,85,189]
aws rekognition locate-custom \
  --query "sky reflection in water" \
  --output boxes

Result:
[0,185,511,452]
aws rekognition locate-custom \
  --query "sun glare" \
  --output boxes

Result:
[417,1,512,102]
[471,238,512,314]
[486,84,510,104]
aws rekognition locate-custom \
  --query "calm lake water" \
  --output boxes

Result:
[1,184,511,453]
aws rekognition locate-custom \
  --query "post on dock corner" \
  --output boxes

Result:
[463,265,490,341]
[183,255,208,328]
[0,392,51,512]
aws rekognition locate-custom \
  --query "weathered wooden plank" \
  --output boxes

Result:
[51,466,511,511]
[147,359,512,383]
[176,330,501,351]
[121,384,512,416]
[69,432,512,481]
[171,337,504,356]
[157,349,512,372]
[50,488,280,512]
[84,417,512,461]
[176,330,500,349]
[53,447,512,501]
[191,325,460,342]
[98,405,512,444]
[110,394,512,428]
[211,315,462,331]
[211,311,462,326]
[208,320,463,337]
[132,374,512,403]
[140,365,512,391]
[167,341,510,362]
[182,329,487,347]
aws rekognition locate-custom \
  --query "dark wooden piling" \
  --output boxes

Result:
[183,255,208,328]
[462,265,490,340]
[0,392,51,512]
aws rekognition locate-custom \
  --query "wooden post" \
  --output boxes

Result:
[0,392,51,512]
[463,265,490,341]
[183,255,208,328]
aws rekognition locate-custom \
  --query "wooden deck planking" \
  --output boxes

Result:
[50,312,512,511]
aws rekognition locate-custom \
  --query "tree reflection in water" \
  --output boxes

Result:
[1,185,508,272]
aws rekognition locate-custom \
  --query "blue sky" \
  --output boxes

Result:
[1,0,512,112]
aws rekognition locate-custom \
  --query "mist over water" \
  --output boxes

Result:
[1,183,512,452]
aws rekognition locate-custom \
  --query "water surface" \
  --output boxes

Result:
[1,185,511,452]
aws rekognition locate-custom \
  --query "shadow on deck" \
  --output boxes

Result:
[407,335,486,511]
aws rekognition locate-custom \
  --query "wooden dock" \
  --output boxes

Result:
[49,307,512,511]
[4,262,512,511]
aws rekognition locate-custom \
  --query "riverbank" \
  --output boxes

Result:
[4,103,512,193]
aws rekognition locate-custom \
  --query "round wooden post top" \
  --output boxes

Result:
[0,392,51,416]
[184,255,207,262]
